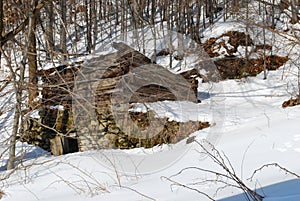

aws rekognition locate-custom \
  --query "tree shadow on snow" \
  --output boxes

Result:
[0,145,50,171]
[219,179,300,201]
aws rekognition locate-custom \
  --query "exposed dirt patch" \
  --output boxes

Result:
[115,111,210,149]
[202,37,221,57]
[215,55,289,79]
[282,97,300,108]
[202,31,289,80]
[223,31,253,49]
[157,49,170,57]
[202,31,253,57]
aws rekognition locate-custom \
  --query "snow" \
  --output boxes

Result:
[1,1,300,201]
[0,83,15,142]
[201,21,245,41]
[2,58,299,201]
[26,109,40,119]
[49,105,65,111]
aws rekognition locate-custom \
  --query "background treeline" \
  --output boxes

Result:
[1,0,298,64]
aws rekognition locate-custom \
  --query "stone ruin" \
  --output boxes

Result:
[22,43,210,155]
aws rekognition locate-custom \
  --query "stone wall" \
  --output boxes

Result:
[22,43,208,155]
[22,63,80,154]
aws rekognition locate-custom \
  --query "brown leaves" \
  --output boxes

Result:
[282,97,300,108]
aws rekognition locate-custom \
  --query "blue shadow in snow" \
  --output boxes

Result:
[198,92,218,101]
[219,179,300,201]
[0,145,50,171]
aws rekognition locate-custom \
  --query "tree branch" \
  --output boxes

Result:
[1,0,50,46]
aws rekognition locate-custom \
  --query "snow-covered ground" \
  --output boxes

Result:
[1,55,299,201]
[0,2,300,201]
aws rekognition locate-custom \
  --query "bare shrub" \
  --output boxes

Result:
[162,140,264,201]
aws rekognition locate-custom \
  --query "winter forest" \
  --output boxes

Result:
[0,0,300,200]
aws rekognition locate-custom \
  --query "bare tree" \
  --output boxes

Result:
[91,0,97,50]
[3,0,48,170]
[85,0,92,53]
[45,0,55,59]
[0,0,3,65]
[60,0,67,60]
[263,2,267,80]
[291,0,299,24]
[28,0,39,110]
[6,49,24,170]
[297,62,300,101]
[7,12,36,169]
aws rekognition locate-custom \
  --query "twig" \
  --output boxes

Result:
[164,140,264,201]
[115,185,156,201]
[161,176,215,201]
[249,163,300,181]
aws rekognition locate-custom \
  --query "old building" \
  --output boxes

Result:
[22,43,208,155]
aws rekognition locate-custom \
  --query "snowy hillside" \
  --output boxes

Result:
[0,0,300,201]
[1,54,300,201]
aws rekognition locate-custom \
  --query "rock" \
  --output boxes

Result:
[50,136,64,156]
[282,98,300,108]
[186,136,196,144]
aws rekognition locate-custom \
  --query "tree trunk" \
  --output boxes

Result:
[167,1,172,69]
[85,0,92,53]
[298,67,300,101]
[0,0,3,66]
[7,4,36,170]
[233,0,239,14]
[263,4,267,80]
[7,84,21,170]
[195,0,202,42]
[245,0,250,68]
[115,0,119,25]
[92,0,98,51]
[45,0,54,60]
[271,0,275,29]
[121,0,125,40]
[28,0,39,110]
[177,1,184,61]
[291,0,298,24]
[60,0,67,60]
[90,0,97,51]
